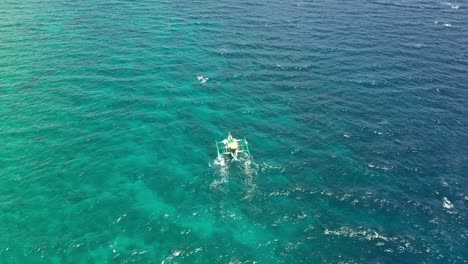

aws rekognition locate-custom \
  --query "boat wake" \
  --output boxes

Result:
[209,155,230,189]
[238,155,259,199]
[209,154,259,192]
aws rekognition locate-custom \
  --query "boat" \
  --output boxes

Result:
[216,132,251,160]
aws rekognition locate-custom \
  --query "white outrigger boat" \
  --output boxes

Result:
[216,132,251,160]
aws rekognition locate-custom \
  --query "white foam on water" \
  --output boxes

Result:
[210,154,263,197]
[269,190,290,197]
[241,156,258,178]
[324,227,390,242]
[131,250,147,256]
[297,212,308,220]
[290,148,301,155]
[183,247,203,257]
[323,227,417,253]
[442,197,454,209]
[217,48,229,54]
[444,2,461,9]
[259,162,285,173]
[368,163,392,171]
[197,75,209,84]
[209,156,230,188]
[238,155,259,198]
[162,249,185,264]
[112,213,127,224]
[373,130,384,136]
[211,155,284,198]
[434,20,452,27]
[403,42,425,48]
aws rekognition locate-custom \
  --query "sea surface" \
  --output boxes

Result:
[1,0,467,263]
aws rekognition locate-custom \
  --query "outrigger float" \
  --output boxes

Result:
[216,132,250,160]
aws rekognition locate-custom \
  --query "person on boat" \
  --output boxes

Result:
[227,132,238,156]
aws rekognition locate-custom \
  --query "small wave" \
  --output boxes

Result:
[403,43,424,48]
[162,249,186,264]
[323,226,415,253]
[442,197,454,209]
[314,190,401,211]
[131,250,147,256]
[197,75,209,84]
[71,243,84,248]
[112,213,127,224]
[259,162,285,173]
[217,48,229,54]
[269,190,290,197]
[368,163,393,171]
[434,20,452,27]
[373,130,384,136]
[275,64,313,71]
[324,227,390,241]
[444,2,461,9]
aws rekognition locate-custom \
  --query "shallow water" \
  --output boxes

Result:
[0,0,467,262]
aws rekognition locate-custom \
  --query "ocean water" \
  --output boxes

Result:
[1,0,467,262]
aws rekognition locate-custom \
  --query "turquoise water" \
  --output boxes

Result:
[1,0,467,262]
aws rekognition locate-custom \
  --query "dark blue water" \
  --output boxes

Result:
[0,0,467,262]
